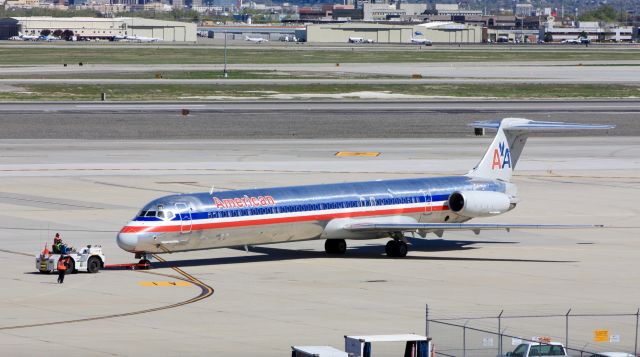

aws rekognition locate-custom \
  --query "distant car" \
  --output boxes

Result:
[589,353,635,357]
[561,39,581,44]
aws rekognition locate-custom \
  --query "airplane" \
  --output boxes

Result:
[113,35,160,43]
[410,38,432,45]
[127,35,160,43]
[348,37,374,43]
[117,118,614,266]
[9,32,40,41]
[245,36,268,43]
[38,34,62,42]
[411,31,432,45]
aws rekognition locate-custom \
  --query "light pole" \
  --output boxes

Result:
[223,31,228,78]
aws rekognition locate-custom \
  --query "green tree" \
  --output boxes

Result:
[543,32,553,42]
[40,29,51,36]
[62,29,74,41]
[578,5,619,22]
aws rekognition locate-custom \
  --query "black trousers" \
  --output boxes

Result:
[57,270,66,283]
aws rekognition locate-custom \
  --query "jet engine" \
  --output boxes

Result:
[447,191,512,218]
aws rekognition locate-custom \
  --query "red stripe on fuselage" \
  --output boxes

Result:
[120,205,449,234]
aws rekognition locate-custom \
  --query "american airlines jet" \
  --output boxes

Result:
[117,119,613,266]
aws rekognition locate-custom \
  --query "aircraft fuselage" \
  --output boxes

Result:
[117,176,507,253]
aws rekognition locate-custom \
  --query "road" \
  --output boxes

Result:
[0,100,634,139]
[1,61,639,83]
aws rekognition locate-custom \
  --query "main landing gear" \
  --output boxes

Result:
[385,234,408,258]
[325,239,347,255]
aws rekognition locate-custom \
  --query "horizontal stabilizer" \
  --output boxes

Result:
[467,118,615,182]
[471,119,615,131]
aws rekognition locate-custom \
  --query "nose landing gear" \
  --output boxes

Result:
[135,252,153,269]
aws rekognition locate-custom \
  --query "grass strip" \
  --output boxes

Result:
[2,83,639,101]
[1,47,640,65]
[0,70,401,80]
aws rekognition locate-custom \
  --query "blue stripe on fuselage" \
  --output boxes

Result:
[133,176,505,222]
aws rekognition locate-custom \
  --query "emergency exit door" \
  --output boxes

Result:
[420,190,432,221]
[175,202,192,233]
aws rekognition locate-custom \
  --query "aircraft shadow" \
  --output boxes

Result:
[151,238,575,269]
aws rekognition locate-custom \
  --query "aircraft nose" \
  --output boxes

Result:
[116,232,138,252]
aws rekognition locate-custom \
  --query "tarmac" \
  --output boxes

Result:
[0,136,638,356]
[1,61,640,83]
[0,100,637,139]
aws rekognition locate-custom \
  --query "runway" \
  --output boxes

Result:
[0,137,638,356]
[2,61,640,83]
[0,100,635,139]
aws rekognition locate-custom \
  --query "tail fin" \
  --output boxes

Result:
[467,118,614,182]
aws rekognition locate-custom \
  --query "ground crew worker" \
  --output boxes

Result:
[52,233,62,254]
[57,255,69,284]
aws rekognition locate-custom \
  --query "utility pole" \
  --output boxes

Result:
[223,31,228,78]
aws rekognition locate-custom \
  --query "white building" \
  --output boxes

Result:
[5,17,197,42]
[435,3,482,16]
[306,22,482,43]
[362,3,427,21]
[541,20,635,42]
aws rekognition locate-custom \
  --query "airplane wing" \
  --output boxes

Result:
[344,222,603,236]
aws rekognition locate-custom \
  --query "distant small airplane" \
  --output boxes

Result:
[39,35,62,42]
[9,32,40,41]
[411,31,432,45]
[127,35,160,43]
[245,36,268,43]
[410,38,432,45]
[561,38,588,44]
[114,35,160,43]
[348,37,374,43]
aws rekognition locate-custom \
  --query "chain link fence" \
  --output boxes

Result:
[425,305,640,357]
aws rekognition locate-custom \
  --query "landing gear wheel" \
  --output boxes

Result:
[87,256,101,273]
[386,240,408,257]
[138,259,151,270]
[395,241,408,257]
[324,239,347,255]
[385,240,397,256]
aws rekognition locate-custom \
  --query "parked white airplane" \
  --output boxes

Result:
[245,36,268,43]
[410,38,432,45]
[126,35,160,43]
[9,32,40,41]
[39,34,62,42]
[117,119,613,266]
[349,37,374,43]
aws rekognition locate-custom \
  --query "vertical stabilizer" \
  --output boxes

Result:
[467,118,614,182]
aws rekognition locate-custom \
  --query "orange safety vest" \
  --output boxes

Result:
[57,257,67,271]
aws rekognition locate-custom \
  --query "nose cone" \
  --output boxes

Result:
[117,232,138,252]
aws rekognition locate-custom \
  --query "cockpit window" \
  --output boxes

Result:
[138,210,147,217]
[156,210,175,220]
[145,211,156,217]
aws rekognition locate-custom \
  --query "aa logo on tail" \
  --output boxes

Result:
[492,142,511,170]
